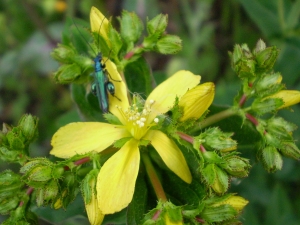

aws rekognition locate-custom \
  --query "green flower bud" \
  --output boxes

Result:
[155,35,182,54]
[251,97,283,114]
[234,59,256,78]
[0,195,19,214]
[254,39,266,53]
[267,117,297,134]
[6,129,25,150]
[260,146,282,172]
[223,156,251,177]
[21,159,53,187]
[0,146,22,162]
[147,14,168,37]
[255,45,279,72]
[18,114,38,141]
[264,132,281,148]
[36,180,59,206]
[201,164,229,194]
[51,44,77,64]
[0,170,23,196]
[54,63,82,84]
[279,142,300,160]
[230,44,256,78]
[28,166,52,183]
[201,197,237,223]
[197,128,237,152]
[254,72,283,98]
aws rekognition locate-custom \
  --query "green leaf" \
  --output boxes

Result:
[71,84,104,121]
[124,57,152,95]
[163,171,202,205]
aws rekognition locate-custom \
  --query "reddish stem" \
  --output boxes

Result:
[239,94,247,107]
[177,131,194,144]
[246,113,259,126]
[124,51,134,59]
[195,217,205,223]
[152,210,162,220]
[200,145,207,153]
[74,157,90,166]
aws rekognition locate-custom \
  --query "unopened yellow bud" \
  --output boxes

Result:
[179,82,215,121]
[267,90,300,109]
[212,196,248,212]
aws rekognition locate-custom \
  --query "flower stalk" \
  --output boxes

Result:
[141,152,167,202]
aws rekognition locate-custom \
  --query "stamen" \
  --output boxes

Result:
[154,118,159,123]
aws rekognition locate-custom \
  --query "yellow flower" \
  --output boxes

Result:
[266,90,300,109]
[50,63,208,214]
[179,82,215,121]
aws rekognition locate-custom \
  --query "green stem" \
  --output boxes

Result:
[192,108,238,132]
[141,152,167,202]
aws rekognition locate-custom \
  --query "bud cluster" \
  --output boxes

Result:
[199,151,250,194]
[20,158,64,206]
[257,117,300,172]
[0,114,38,164]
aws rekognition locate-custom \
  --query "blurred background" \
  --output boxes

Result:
[1,0,300,224]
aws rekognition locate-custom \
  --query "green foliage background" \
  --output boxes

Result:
[0,0,300,224]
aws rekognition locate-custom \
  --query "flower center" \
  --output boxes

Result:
[116,100,159,140]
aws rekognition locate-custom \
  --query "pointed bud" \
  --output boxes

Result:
[0,195,19,214]
[260,146,283,172]
[0,170,23,196]
[230,44,255,78]
[54,63,82,84]
[202,164,229,194]
[254,72,283,97]
[51,44,77,64]
[265,90,300,109]
[254,39,266,53]
[255,45,279,72]
[279,142,300,160]
[18,114,38,141]
[155,35,182,54]
[223,156,251,177]
[179,83,215,121]
[147,14,168,38]
[251,97,283,114]
[210,195,249,213]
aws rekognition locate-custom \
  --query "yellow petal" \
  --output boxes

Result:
[146,70,201,122]
[144,130,192,183]
[105,59,129,122]
[179,82,215,121]
[97,138,140,214]
[50,123,130,158]
[267,90,300,109]
[90,6,110,48]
